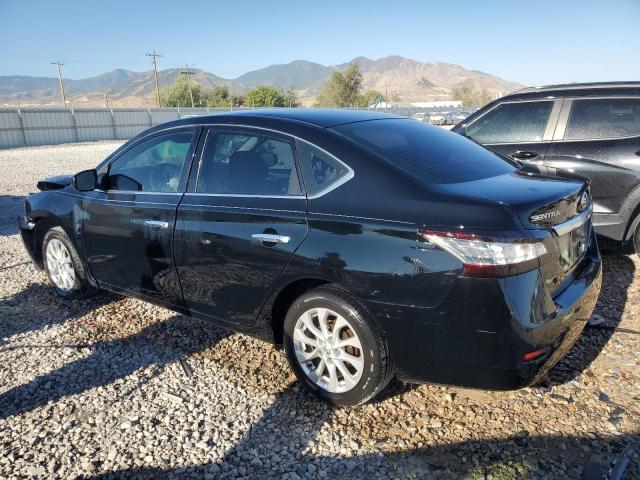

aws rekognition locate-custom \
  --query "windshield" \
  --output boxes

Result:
[332,118,516,184]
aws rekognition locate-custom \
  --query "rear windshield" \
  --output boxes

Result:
[332,118,516,184]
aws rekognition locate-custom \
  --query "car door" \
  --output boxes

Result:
[463,99,562,163]
[81,128,198,308]
[544,97,640,216]
[173,126,308,328]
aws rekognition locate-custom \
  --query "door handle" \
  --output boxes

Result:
[511,151,538,160]
[144,220,169,229]
[251,233,291,244]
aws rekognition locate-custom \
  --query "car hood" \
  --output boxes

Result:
[434,170,588,230]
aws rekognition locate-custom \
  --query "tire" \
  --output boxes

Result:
[283,285,394,406]
[42,226,96,299]
[634,221,640,256]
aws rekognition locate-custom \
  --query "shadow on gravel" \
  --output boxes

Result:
[90,383,338,480]
[0,284,115,343]
[3,254,638,477]
[0,312,228,421]
[546,254,635,386]
[0,194,25,236]
[86,420,639,478]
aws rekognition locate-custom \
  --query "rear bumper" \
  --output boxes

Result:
[368,229,602,390]
[512,246,602,387]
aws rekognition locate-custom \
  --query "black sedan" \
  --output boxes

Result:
[19,109,602,405]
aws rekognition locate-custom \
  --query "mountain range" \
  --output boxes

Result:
[0,55,524,107]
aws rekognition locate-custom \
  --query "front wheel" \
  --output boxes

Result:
[283,286,393,406]
[42,227,96,299]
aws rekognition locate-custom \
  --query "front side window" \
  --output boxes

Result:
[295,141,351,196]
[197,131,301,196]
[108,131,193,192]
[565,98,640,140]
[466,101,554,144]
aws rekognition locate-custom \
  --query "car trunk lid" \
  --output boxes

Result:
[437,170,592,295]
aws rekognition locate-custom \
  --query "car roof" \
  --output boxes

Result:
[167,108,404,129]
[502,81,640,101]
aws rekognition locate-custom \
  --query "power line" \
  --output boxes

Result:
[179,64,195,108]
[50,61,67,108]
[146,50,162,107]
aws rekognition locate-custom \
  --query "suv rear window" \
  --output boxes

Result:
[332,118,516,184]
[565,98,640,140]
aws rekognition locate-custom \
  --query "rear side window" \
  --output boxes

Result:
[197,130,302,196]
[565,98,640,140]
[466,101,554,144]
[333,119,515,184]
[295,141,351,196]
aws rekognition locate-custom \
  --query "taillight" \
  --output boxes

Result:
[523,347,550,362]
[419,229,548,277]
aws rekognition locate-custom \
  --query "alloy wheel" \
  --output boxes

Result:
[46,238,75,291]
[293,307,364,393]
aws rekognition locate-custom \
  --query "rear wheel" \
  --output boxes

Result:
[634,221,640,256]
[42,227,96,299]
[283,286,393,406]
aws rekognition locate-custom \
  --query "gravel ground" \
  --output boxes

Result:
[0,141,639,479]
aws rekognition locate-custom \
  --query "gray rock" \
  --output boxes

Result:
[0,149,638,480]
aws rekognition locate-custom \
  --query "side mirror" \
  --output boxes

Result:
[108,173,142,191]
[73,169,97,191]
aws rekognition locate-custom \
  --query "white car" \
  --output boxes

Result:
[429,112,447,125]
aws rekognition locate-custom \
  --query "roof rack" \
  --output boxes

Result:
[511,81,640,95]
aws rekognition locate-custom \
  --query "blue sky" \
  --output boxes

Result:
[0,0,638,86]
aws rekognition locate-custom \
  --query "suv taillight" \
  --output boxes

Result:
[419,229,548,277]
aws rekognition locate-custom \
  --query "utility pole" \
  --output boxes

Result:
[146,50,162,107]
[385,82,388,102]
[179,64,195,108]
[50,61,67,108]
[104,90,110,108]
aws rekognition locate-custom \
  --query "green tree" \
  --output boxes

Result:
[357,89,385,107]
[343,64,363,105]
[206,85,230,107]
[318,64,363,107]
[160,74,205,107]
[452,86,495,107]
[230,94,245,107]
[452,85,475,107]
[477,89,494,107]
[282,87,299,107]
[243,85,297,107]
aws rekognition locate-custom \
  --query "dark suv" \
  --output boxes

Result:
[452,82,640,253]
